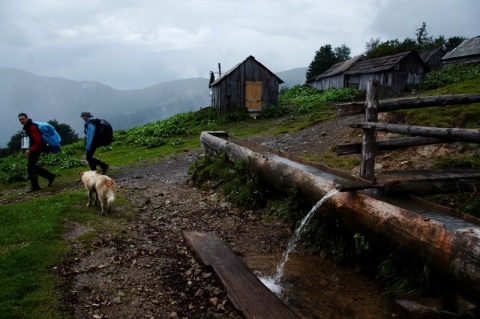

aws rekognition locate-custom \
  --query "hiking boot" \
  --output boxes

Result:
[48,175,56,187]
[27,187,41,193]
[101,164,109,175]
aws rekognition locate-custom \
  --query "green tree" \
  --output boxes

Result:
[306,44,340,80]
[367,39,401,58]
[7,131,22,152]
[334,44,351,61]
[364,22,467,58]
[415,22,433,48]
[365,37,381,56]
[397,38,418,52]
[445,36,466,52]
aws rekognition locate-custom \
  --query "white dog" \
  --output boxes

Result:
[79,170,116,214]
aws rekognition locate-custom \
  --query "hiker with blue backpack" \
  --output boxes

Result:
[80,111,110,174]
[18,113,56,193]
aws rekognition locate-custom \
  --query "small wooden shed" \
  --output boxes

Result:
[306,55,364,90]
[209,56,284,115]
[420,47,446,69]
[442,36,480,66]
[344,50,429,92]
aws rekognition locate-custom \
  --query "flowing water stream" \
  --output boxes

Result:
[259,189,339,295]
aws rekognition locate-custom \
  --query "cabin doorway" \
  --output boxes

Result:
[245,81,262,113]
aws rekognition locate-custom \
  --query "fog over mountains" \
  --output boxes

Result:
[0,67,307,147]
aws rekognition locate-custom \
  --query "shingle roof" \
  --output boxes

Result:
[442,36,480,60]
[307,55,364,82]
[209,55,284,87]
[420,47,445,62]
[345,51,426,75]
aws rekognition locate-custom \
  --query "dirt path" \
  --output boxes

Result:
[58,113,480,318]
[60,129,395,319]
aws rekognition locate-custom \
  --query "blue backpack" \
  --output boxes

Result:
[34,122,62,153]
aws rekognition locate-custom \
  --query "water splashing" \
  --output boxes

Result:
[260,189,339,294]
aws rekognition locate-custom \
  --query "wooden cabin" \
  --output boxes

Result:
[306,56,364,90]
[344,51,429,92]
[209,56,284,115]
[420,47,446,69]
[442,36,480,66]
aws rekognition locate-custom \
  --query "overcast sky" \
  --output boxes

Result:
[1,0,479,89]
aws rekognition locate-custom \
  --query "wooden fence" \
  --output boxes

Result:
[335,80,480,183]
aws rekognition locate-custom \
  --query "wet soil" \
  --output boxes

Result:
[61,152,393,319]
[59,115,479,318]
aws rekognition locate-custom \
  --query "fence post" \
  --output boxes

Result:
[360,80,379,182]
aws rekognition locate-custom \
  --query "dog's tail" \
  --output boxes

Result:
[107,192,115,208]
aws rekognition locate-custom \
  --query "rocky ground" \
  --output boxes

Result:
[57,115,478,318]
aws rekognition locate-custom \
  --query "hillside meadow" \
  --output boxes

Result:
[1,64,480,318]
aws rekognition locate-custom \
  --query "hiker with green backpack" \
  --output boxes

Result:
[18,112,56,193]
[80,111,111,174]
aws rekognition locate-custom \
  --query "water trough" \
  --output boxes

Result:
[200,131,480,298]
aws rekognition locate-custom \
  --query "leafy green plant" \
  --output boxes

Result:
[377,254,434,298]
[354,233,370,255]
[272,186,305,228]
[279,85,360,114]
[189,153,266,209]
[39,151,84,168]
[462,194,480,218]
[420,63,480,90]
[260,104,291,118]
[0,154,26,183]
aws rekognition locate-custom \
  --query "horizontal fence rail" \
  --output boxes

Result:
[336,80,480,183]
[336,93,480,117]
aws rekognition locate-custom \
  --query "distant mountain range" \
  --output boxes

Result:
[0,67,307,147]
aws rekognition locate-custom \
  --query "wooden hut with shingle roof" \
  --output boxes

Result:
[344,50,429,92]
[442,36,480,66]
[209,56,284,116]
[306,55,364,90]
[420,47,446,69]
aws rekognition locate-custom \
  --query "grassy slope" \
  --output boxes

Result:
[0,72,479,318]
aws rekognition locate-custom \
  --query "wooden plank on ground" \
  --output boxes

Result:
[183,231,301,319]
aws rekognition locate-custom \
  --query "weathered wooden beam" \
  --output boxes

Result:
[335,102,365,117]
[200,130,480,298]
[336,185,383,192]
[183,231,301,319]
[376,170,480,195]
[336,93,480,117]
[336,136,453,156]
[350,122,480,143]
[360,80,379,182]
[380,93,480,112]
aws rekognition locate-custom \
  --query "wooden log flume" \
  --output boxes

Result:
[200,131,480,299]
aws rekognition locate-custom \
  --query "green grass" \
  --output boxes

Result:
[0,187,136,318]
[393,78,480,128]
[0,193,91,319]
